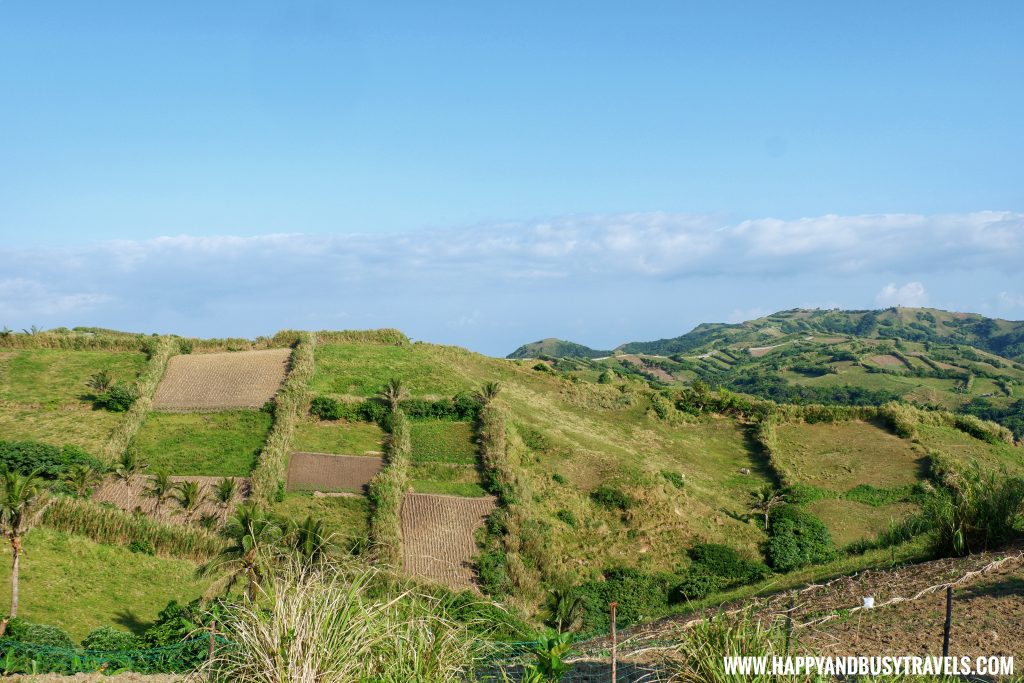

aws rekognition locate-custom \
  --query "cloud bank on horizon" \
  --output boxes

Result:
[2,210,1022,355]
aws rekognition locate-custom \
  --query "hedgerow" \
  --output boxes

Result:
[102,335,176,462]
[366,408,411,566]
[0,441,104,480]
[250,333,315,504]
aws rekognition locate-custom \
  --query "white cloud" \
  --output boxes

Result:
[874,282,929,307]
[998,291,1024,309]
[0,278,110,318]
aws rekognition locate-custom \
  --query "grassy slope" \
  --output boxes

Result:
[0,349,148,454]
[133,410,273,476]
[271,493,370,549]
[0,349,147,405]
[292,418,384,455]
[0,528,206,641]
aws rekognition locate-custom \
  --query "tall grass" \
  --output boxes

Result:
[751,418,793,488]
[0,329,151,351]
[314,328,409,346]
[251,333,316,504]
[42,496,223,562]
[204,556,482,683]
[102,336,177,462]
[924,464,1024,556]
[366,409,411,566]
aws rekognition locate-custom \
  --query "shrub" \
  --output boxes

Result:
[765,505,836,572]
[2,618,75,648]
[554,509,577,527]
[669,565,725,603]
[551,473,567,485]
[590,484,635,511]
[94,384,137,412]
[597,370,615,384]
[128,539,156,555]
[310,396,343,421]
[0,440,104,480]
[573,568,672,634]
[81,626,142,651]
[688,543,770,585]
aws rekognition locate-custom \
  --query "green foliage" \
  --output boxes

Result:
[925,464,1024,556]
[669,565,725,603]
[2,618,74,648]
[93,383,137,412]
[554,509,577,527]
[475,548,511,596]
[80,626,142,651]
[660,470,686,490]
[0,441,103,480]
[520,631,573,682]
[128,539,156,555]
[589,484,635,511]
[687,543,770,585]
[135,410,273,477]
[573,567,673,634]
[765,505,836,572]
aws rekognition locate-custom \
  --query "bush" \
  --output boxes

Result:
[94,384,137,412]
[554,509,577,527]
[687,543,770,585]
[310,396,343,421]
[765,505,836,572]
[574,568,672,634]
[2,618,75,648]
[669,565,725,603]
[81,626,142,651]
[129,539,156,555]
[661,470,685,490]
[590,484,635,511]
[0,440,104,480]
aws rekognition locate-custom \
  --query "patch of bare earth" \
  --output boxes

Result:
[286,452,384,492]
[580,549,1024,666]
[748,344,783,357]
[92,474,249,522]
[152,349,291,410]
[870,354,906,367]
[401,492,496,590]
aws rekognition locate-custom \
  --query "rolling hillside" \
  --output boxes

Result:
[506,337,611,359]
[0,323,1022,652]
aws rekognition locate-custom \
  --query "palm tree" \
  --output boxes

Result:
[210,477,238,525]
[477,381,502,406]
[749,485,786,532]
[175,480,202,524]
[541,587,584,633]
[145,471,173,519]
[0,468,50,622]
[85,370,113,394]
[379,378,409,413]
[65,464,102,499]
[199,503,282,601]
[114,448,146,489]
[283,515,332,564]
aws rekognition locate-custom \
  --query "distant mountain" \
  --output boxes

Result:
[617,308,1024,360]
[506,338,611,359]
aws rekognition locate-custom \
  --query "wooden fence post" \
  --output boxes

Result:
[208,620,217,663]
[784,594,796,655]
[942,586,953,658]
[610,601,618,683]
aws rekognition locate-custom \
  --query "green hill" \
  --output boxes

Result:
[506,337,610,359]
[0,322,1022,648]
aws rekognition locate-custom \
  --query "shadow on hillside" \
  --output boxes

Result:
[742,426,783,487]
[113,609,152,635]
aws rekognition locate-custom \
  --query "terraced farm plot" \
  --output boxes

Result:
[292,419,384,455]
[807,499,919,546]
[312,343,471,398]
[400,493,496,590]
[410,462,488,497]
[133,410,272,476]
[92,474,250,523]
[286,452,384,492]
[0,348,147,405]
[775,420,926,492]
[0,406,124,453]
[410,420,477,463]
[271,492,370,547]
[153,348,291,410]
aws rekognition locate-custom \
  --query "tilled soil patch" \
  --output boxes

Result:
[92,474,249,522]
[401,492,496,590]
[286,452,384,492]
[153,349,291,410]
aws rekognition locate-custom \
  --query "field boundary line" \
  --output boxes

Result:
[102,336,177,462]
[250,332,316,504]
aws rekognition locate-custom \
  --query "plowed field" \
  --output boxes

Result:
[286,452,384,492]
[92,474,249,523]
[152,349,291,410]
[400,492,496,590]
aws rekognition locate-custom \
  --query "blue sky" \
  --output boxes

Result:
[1,2,1022,354]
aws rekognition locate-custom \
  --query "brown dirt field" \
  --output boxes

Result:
[585,549,1024,665]
[152,348,291,410]
[400,492,496,590]
[748,344,783,357]
[286,452,384,492]
[870,354,906,367]
[91,474,249,523]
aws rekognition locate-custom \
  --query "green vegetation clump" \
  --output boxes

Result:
[0,441,103,480]
[687,543,770,585]
[765,505,836,572]
[925,465,1024,556]
[80,626,142,651]
[2,618,75,648]
[589,484,635,511]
